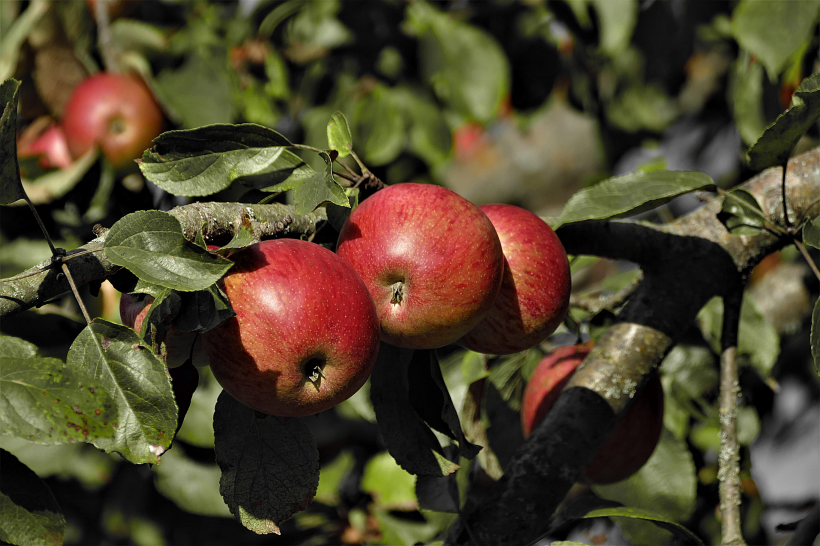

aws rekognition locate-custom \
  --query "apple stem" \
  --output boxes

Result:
[390,282,404,305]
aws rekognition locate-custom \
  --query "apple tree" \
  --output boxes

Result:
[1,1,819,546]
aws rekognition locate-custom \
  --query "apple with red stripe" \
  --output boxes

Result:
[336,183,504,349]
[201,239,381,417]
[460,204,570,355]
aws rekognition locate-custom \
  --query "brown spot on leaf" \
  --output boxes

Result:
[101,336,112,350]
[95,409,102,415]
[72,405,84,415]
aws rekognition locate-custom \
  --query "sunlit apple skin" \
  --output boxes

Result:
[17,122,73,171]
[459,204,571,355]
[62,73,163,169]
[521,344,664,484]
[201,239,381,417]
[335,183,505,349]
[119,293,208,369]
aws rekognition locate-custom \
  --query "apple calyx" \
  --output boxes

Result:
[390,281,404,305]
[305,357,326,387]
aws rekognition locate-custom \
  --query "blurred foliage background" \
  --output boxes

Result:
[1,0,819,545]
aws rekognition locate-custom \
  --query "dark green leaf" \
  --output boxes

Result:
[213,391,319,535]
[405,2,510,123]
[407,350,481,459]
[0,449,65,546]
[175,366,221,448]
[140,144,311,198]
[105,210,233,291]
[0,337,117,445]
[556,170,715,227]
[747,72,820,170]
[154,54,237,128]
[326,187,359,232]
[370,343,460,477]
[732,1,820,82]
[803,213,820,250]
[812,297,819,377]
[0,79,25,205]
[261,150,349,215]
[718,188,768,235]
[218,226,256,254]
[350,85,406,166]
[327,111,353,158]
[394,86,451,169]
[592,429,697,545]
[151,123,292,153]
[172,285,235,333]
[67,319,177,464]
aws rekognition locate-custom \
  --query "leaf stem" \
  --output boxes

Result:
[62,262,93,325]
[794,239,820,282]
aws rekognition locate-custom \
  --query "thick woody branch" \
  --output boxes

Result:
[0,202,326,322]
[449,147,820,546]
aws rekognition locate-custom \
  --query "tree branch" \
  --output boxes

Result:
[0,202,326,322]
[448,146,820,546]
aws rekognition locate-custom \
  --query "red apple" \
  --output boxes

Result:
[459,204,571,355]
[201,238,381,417]
[335,183,505,349]
[521,344,664,484]
[17,119,73,172]
[120,292,208,369]
[62,72,163,169]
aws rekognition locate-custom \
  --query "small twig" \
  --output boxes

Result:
[24,196,57,255]
[349,150,370,175]
[0,248,105,282]
[794,239,820,282]
[718,286,747,546]
[61,262,92,325]
[94,0,117,72]
[781,161,791,227]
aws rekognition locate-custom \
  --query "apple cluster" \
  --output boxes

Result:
[121,183,572,419]
[18,72,163,172]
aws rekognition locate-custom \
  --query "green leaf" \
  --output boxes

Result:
[406,1,510,123]
[154,53,237,128]
[582,507,704,546]
[213,391,319,535]
[326,187,359,232]
[592,429,697,546]
[730,53,768,146]
[556,170,715,227]
[259,150,348,214]
[140,145,311,198]
[67,319,177,464]
[327,111,353,158]
[696,294,780,378]
[606,84,679,133]
[361,451,418,508]
[151,123,293,152]
[747,72,820,170]
[369,343,460,477]
[0,337,117,445]
[717,188,768,235]
[0,79,25,205]
[349,85,406,166]
[0,449,65,546]
[732,0,820,82]
[105,210,233,291]
[396,86,451,169]
[805,216,820,249]
[812,297,819,377]
[153,447,231,517]
[217,226,256,254]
